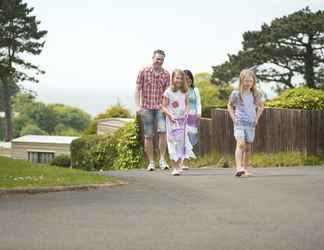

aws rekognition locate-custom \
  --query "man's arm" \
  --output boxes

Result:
[135,70,143,111]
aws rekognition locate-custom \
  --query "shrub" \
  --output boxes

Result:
[113,119,145,170]
[71,135,101,171]
[71,119,144,171]
[90,134,118,171]
[266,87,324,110]
[50,154,71,168]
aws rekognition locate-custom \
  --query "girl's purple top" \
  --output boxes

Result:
[229,90,257,124]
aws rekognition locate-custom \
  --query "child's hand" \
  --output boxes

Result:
[169,114,176,123]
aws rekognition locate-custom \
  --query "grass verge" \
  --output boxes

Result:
[186,151,324,168]
[0,156,117,189]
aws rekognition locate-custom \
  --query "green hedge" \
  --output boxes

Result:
[50,154,71,168]
[266,87,324,110]
[71,119,144,171]
[113,120,145,170]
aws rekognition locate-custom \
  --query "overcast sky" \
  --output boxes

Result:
[24,0,323,94]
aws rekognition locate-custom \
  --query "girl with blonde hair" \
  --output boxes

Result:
[228,69,264,177]
[162,69,195,176]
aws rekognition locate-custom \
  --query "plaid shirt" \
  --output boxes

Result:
[136,66,170,110]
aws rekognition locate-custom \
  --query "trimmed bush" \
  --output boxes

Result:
[266,87,324,110]
[91,134,118,170]
[50,154,71,168]
[71,135,103,171]
[71,119,144,171]
[113,119,145,170]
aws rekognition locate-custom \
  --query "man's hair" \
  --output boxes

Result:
[153,49,166,57]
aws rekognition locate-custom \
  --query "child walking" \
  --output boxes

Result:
[180,69,202,170]
[162,69,196,176]
[227,69,264,177]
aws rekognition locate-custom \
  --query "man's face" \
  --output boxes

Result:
[152,53,165,69]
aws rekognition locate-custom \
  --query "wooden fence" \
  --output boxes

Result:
[198,108,324,156]
[138,108,324,156]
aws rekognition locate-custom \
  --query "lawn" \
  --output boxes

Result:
[0,156,117,189]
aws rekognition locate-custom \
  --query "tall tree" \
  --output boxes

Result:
[0,0,47,141]
[212,7,324,90]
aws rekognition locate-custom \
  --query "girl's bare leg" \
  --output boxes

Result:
[244,143,252,175]
[235,139,245,170]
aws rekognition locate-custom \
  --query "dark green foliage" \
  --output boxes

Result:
[71,135,101,171]
[71,134,118,171]
[266,87,324,110]
[50,154,71,168]
[23,102,58,134]
[20,124,48,136]
[48,104,91,132]
[9,93,91,138]
[0,0,47,141]
[212,7,324,90]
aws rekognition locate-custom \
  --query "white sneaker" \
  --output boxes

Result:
[234,167,245,177]
[159,160,169,170]
[172,169,181,176]
[181,165,189,170]
[147,162,155,171]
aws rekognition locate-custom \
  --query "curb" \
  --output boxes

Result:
[0,180,127,196]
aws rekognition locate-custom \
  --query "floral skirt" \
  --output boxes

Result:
[166,116,196,161]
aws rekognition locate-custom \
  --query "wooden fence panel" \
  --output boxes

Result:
[138,108,324,157]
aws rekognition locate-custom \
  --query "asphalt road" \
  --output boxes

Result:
[1,167,324,250]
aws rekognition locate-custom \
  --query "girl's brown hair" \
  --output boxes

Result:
[238,69,260,103]
[171,69,188,93]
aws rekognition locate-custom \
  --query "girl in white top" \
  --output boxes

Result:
[162,69,196,176]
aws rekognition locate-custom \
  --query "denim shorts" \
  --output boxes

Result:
[141,109,166,137]
[234,120,256,143]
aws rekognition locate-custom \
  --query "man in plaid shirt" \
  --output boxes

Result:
[135,49,170,171]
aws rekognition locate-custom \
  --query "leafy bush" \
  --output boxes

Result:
[20,124,48,136]
[71,134,118,171]
[71,135,101,171]
[113,119,145,170]
[91,134,118,170]
[71,119,144,171]
[50,154,71,168]
[266,87,324,110]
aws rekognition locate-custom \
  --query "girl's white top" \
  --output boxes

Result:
[163,87,196,161]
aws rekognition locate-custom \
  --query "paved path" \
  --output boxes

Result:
[1,167,324,250]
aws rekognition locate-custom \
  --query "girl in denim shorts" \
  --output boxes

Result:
[227,69,264,177]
